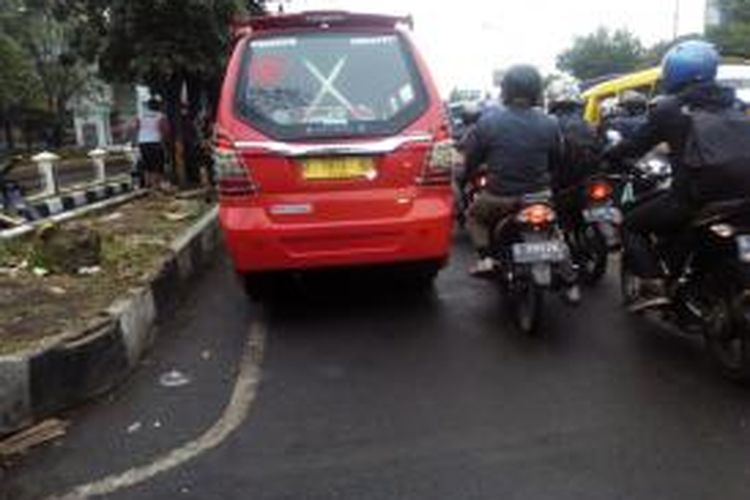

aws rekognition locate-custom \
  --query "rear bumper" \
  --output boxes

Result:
[220,192,453,273]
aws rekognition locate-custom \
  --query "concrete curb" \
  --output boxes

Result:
[0,206,221,436]
[24,177,136,220]
[1,190,147,241]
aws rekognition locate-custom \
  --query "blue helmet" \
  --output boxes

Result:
[661,40,720,94]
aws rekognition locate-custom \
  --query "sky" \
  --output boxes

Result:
[279,0,707,96]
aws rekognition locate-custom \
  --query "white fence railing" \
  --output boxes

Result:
[24,145,139,200]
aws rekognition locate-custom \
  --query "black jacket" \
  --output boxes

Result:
[605,83,738,199]
[605,113,648,141]
[463,104,561,196]
[553,109,600,189]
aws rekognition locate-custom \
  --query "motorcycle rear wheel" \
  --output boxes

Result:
[576,225,608,286]
[703,288,750,383]
[619,260,641,308]
[511,280,544,335]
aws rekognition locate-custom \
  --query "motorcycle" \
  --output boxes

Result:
[489,192,572,334]
[456,168,487,226]
[618,157,750,381]
[563,173,623,285]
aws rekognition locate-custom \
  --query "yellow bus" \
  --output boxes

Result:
[583,62,750,126]
[582,67,661,126]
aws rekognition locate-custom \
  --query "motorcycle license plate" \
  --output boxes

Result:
[737,235,750,263]
[512,240,567,264]
[583,206,622,224]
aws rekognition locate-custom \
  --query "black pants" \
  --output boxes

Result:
[623,190,693,278]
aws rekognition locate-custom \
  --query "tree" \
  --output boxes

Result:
[0,0,96,146]
[639,34,706,68]
[88,0,265,185]
[706,0,750,57]
[557,27,644,81]
[0,32,41,149]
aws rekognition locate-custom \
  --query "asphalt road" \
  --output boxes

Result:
[4,233,750,500]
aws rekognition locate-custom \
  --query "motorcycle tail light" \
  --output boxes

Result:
[588,181,613,202]
[518,204,555,226]
[710,223,735,238]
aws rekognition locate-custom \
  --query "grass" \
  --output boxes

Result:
[0,193,212,353]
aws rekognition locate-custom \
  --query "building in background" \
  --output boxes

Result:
[705,0,722,27]
[71,80,113,148]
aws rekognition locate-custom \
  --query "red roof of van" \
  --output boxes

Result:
[231,11,413,39]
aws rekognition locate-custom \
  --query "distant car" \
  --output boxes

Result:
[215,11,454,297]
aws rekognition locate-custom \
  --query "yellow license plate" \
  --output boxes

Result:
[302,157,375,180]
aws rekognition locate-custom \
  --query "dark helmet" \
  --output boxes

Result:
[661,40,719,94]
[501,65,543,106]
[619,90,648,115]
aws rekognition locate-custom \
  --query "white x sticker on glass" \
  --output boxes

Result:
[303,57,356,120]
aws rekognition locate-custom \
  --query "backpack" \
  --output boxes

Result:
[557,114,599,186]
[682,107,750,203]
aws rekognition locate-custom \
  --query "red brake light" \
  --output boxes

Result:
[419,115,457,187]
[213,130,257,197]
[588,181,613,202]
[417,139,455,186]
[518,204,555,226]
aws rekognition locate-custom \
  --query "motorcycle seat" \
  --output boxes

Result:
[692,198,750,227]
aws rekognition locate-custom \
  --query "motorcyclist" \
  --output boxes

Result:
[546,79,601,229]
[454,100,483,222]
[604,40,743,311]
[606,90,649,141]
[462,65,580,302]
[455,101,483,152]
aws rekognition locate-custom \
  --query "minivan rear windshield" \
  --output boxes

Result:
[235,32,429,140]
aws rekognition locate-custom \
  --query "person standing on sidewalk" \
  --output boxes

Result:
[136,96,170,190]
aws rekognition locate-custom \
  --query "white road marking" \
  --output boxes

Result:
[50,321,267,500]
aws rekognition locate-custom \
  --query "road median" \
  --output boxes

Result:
[0,194,221,436]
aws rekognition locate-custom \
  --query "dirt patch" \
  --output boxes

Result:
[0,193,214,354]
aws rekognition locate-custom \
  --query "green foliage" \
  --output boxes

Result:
[100,0,249,85]
[706,0,750,57]
[557,27,644,80]
[0,32,40,112]
[0,0,96,145]
[639,34,706,69]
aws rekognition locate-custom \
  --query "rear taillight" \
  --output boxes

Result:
[213,131,257,197]
[418,139,456,186]
[517,204,555,226]
[476,175,487,188]
[417,113,457,186]
[588,180,613,202]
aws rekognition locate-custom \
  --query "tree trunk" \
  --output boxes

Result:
[52,99,66,148]
[164,74,186,188]
[2,110,14,151]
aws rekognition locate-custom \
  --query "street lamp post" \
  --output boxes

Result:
[673,0,681,40]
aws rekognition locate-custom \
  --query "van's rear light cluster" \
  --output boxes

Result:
[213,133,257,197]
[418,139,456,186]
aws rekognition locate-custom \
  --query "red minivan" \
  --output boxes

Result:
[215,11,454,296]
